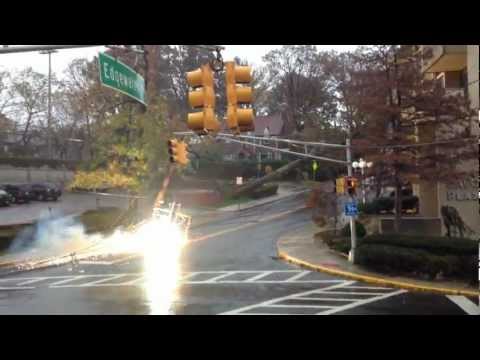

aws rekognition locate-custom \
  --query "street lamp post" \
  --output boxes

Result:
[40,49,57,159]
[352,158,373,205]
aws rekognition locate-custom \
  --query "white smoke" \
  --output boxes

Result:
[8,211,91,257]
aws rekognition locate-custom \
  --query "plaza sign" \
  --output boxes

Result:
[98,52,146,105]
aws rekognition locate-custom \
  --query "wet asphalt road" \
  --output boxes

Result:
[0,194,478,315]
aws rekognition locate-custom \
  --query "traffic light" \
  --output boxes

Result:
[336,177,345,194]
[345,176,358,196]
[186,64,220,135]
[225,61,255,134]
[167,139,189,166]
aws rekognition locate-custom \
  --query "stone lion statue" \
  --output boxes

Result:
[440,205,473,238]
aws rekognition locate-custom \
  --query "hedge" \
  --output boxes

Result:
[340,221,367,238]
[358,196,419,214]
[362,234,479,256]
[356,244,478,281]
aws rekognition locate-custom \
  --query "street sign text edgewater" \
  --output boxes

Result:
[98,52,146,105]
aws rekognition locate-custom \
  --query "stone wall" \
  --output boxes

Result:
[0,165,74,186]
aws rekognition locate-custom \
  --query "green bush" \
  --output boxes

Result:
[362,234,479,256]
[358,202,379,215]
[341,221,367,238]
[356,244,478,281]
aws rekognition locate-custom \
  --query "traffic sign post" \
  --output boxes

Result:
[98,52,146,105]
[344,202,358,216]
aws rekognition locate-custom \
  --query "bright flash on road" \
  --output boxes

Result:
[87,214,188,315]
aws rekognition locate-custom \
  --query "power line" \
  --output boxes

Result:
[352,137,478,149]
[216,135,348,164]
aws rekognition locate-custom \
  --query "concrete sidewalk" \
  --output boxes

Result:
[277,222,480,297]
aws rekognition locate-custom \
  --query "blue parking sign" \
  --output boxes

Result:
[344,202,358,216]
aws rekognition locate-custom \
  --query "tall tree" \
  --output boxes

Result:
[260,45,337,133]
[346,45,478,232]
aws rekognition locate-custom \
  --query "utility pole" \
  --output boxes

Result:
[346,129,358,264]
[40,49,57,159]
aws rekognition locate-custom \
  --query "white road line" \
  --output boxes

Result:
[180,272,200,281]
[318,289,407,315]
[117,276,145,286]
[75,274,128,287]
[446,296,480,315]
[203,272,236,283]
[185,280,342,284]
[294,297,364,302]
[16,278,48,286]
[320,291,389,296]
[236,313,309,315]
[245,271,274,282]
[343,286,393,290]
[268,304,334,309]
[219,281,355,315]
[0,286,35,290]
[49,275,92,287]
[285,271,310,282]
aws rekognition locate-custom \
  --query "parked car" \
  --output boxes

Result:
[29,183,62,201]
[0,189,13,207]
[0,184,32,204]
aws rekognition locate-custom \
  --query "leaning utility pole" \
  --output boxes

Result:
[40,49,56,159]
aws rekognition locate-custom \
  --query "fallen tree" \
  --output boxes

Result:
[232,159,305,198]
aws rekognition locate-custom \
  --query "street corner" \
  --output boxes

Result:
[277,249,480,298]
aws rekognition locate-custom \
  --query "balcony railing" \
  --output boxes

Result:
[421,45,467,73]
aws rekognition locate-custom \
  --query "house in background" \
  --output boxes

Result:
[221,113,287,162]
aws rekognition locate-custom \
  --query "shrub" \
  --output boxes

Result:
[341,221,367,238]
[358,202,378,215]
[362,234,479,256]
[356,244,478,281]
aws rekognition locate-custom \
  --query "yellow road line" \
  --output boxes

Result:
[191,206,306,243]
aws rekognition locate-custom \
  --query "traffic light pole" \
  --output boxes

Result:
[346,134,358,264]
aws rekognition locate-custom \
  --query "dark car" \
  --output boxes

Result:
[0,189,13,207]
[29,183,62,201]
[0,184,32,204]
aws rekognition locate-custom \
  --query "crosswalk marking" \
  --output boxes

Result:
[446,295,480,315]
[0,270,344,289]
[219,281,408,315]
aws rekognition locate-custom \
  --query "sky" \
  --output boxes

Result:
[0,45,359,78]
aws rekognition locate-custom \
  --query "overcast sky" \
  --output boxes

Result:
[0,45,359,77]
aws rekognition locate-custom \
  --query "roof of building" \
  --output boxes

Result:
[254,113,284,136]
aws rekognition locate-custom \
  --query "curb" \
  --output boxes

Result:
[277,249,480,298]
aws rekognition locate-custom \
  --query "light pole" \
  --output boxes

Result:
[40,49,57,159]
[352,158,373,205]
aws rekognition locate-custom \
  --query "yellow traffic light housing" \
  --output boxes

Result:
[186,64,220,135]
[225,61,255,134]
[167,139,189,166]
[336,177,345,195]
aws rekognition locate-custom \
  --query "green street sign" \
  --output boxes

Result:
[98,52,146,105]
